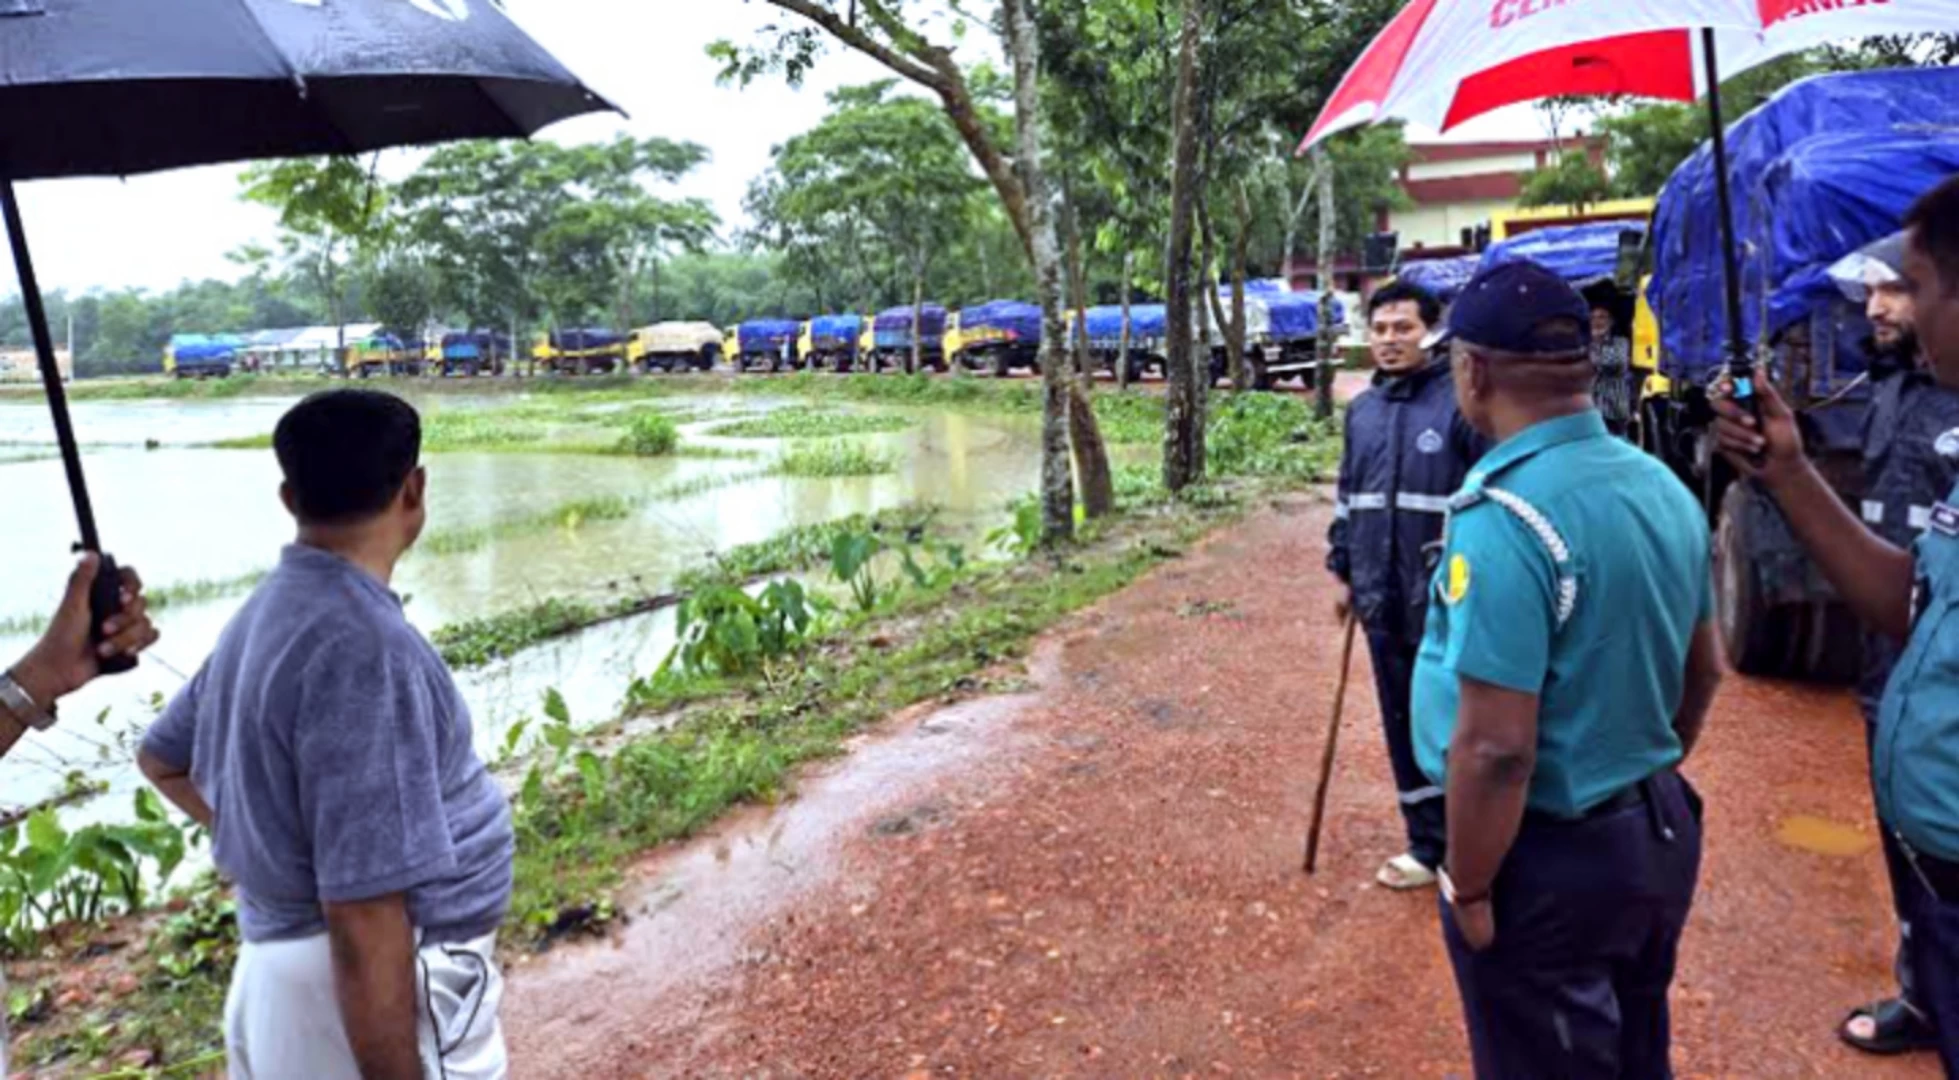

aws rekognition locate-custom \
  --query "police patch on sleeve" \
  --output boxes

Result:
[1417,428,1445,455]
[1445,553,1471,605]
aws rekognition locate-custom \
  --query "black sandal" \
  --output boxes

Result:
[1840,998,1939,1056]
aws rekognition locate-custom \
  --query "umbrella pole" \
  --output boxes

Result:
[1699,29,1750,384]
[2,178,134,673]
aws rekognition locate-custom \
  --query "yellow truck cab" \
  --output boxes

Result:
[944,310,967,367]
[796,321,816,369]
[1631,274,1670,400]
[857,320,877,359]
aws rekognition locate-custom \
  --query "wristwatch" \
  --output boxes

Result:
[0,671,57,731]
[1439,868,1490,908]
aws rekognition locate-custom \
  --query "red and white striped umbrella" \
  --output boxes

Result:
[1301,0,1959,150]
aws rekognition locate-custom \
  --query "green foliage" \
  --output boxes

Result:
[1205,391,1340,481]
[988,495,1045,557]
[709,406,915,439]
[773,440,896,478]
[615,412,680,457]
[664,581,828,678]
[0,791,190,954]
[745,81,1008,314]
[675,506,937,592]
[433,597,601,670]
[1518,152,1613,211]
[394,135,717,332]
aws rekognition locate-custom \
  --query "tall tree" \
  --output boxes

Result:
[1162,0,1205,493]
[238,154,390,364]
[712,0,1115,542]
[747,82,986,370]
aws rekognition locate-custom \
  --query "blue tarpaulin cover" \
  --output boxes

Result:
[1083,304,1167,347]
[169,334,239,362]
[552,328,624,352]
[874,305,948,349]
[736,320,800,353]
[1755,130,1959,344]
[959,300,1041,343]
[1396,256,1479,303]
[1263,291,1345,340]
[1651,66,1959,382]
[810,314,863,349]
[1480,222,1643,288]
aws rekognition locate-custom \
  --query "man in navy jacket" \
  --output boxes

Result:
[1328,281,1488,889]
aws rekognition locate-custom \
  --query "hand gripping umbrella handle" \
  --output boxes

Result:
[89,553,136,676]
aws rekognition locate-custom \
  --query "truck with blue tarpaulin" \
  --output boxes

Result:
[803,314,865,372]
[728,319,801,372]
[871,305,948,372]
[163,334,242,378]
[952,301,1040,377]
[1236,285,1347,390]
[1076,303,1168,381]
[424,330,511,377]
[1395,255,1479,304]
[1639,65,1959,680]
[347,332,424,377]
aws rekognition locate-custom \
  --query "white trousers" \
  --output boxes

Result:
[224,931,506,1080]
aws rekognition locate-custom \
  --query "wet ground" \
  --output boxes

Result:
[0,391,1051,832]
[500,497,1933,1079]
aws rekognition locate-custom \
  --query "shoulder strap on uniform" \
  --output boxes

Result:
[1480,487,1579,630]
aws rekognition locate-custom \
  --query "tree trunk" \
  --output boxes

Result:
[1063,185,1115,519]
[910,267,926,375]
[1313,148,1339,422]
[1200,204,1244,392]
[1117,251,1134,392]
[1162,0,1205,493]
[1232,182,1252,393]
[1005,0,1076,545]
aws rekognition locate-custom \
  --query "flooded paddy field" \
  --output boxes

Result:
[0,383,1056,834]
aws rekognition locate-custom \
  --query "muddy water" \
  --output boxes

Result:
[0,394,1049,837]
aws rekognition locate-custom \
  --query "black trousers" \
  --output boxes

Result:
[1440,771,1703,1080]
[1898,847,1959,1073]
[1366,632,1445,869]
[1864,710,1926,1014]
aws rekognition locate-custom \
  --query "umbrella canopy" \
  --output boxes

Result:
[0,0,610,662]
[0,0,608,180]
[1300,0,1959,149]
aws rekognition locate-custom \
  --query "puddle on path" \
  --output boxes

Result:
[499,640,1063,1078]
[1775,814,1875,857]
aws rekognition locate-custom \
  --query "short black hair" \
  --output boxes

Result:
[1907,175,1959,297]
[273,390,422,525]
[1369,281,1442,329]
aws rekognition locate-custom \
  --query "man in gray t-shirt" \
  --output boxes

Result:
[139,389,513,1080]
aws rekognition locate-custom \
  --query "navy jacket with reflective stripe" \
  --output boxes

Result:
[1327,358,1488,647]
[1860,366,1959,717]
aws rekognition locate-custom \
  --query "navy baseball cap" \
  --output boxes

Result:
[1444,260,1592,356]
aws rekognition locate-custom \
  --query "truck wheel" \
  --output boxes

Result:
[1715,482,1795,677]
[700,346,719,371]
[992,350,1011,379]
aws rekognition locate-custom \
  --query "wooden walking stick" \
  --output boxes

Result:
[1303,612,1360,874]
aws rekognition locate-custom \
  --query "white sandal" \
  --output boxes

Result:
[1375,853,1438,890]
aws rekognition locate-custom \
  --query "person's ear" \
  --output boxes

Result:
[279,482,299,519]
[401,467,427,513]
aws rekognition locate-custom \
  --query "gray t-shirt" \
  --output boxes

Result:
[142,544,513,944]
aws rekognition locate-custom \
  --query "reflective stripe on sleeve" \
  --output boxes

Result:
[1395,493,1451,514]
[1911,505,1934,531]
[1864,501,1886,525]
[1350,493,1389,510]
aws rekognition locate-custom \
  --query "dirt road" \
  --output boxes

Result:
[501,498,1928,1079]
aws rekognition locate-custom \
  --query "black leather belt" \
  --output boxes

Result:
[1523,783,1645,827]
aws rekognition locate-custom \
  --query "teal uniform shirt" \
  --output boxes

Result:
[1412,411,1712,818]
[1876,485,1959,862]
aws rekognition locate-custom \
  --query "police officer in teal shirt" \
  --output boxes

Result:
[1414,260,1725,1079]
[1717,176,1959,1074]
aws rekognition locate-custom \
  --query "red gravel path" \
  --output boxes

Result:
[502,498,1932,1079]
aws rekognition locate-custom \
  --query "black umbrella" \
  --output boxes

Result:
[0,0,612,670]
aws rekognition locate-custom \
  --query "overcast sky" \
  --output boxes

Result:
[3,1,1543,297]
